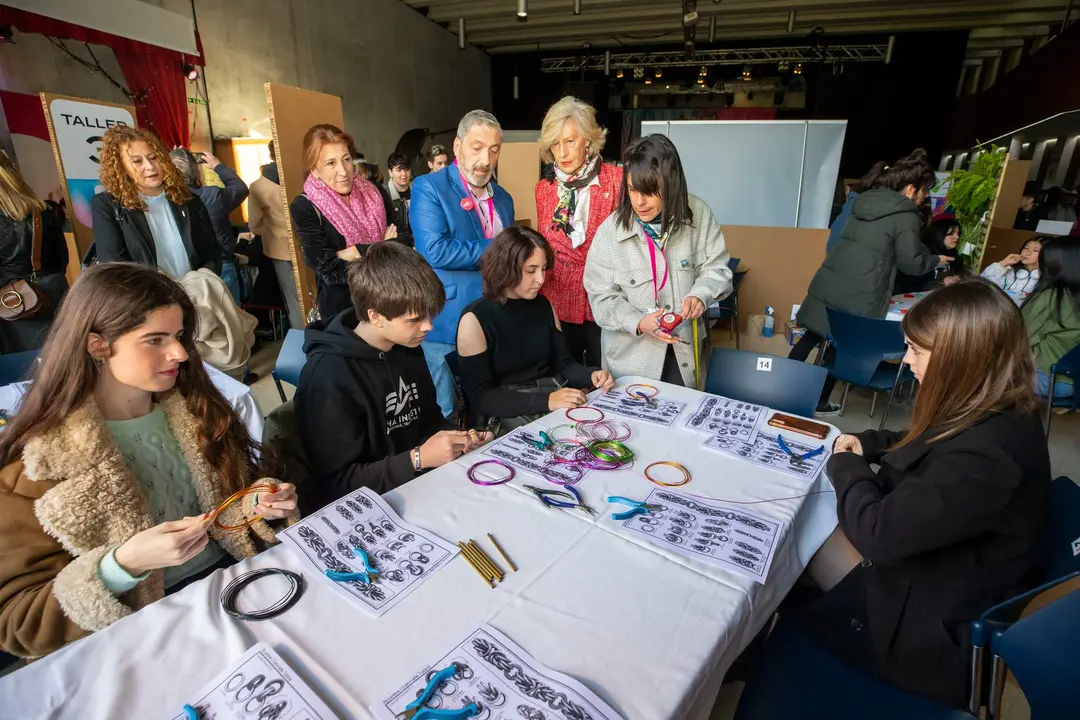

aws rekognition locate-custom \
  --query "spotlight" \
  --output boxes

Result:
[645,78,652,85]
[793,63,803,75]
[517,0,528,18]
[183,63,200,81]
[655,68,662,78]
[617,69,624,78]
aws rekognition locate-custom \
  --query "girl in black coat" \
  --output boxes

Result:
[0,152,69,353]
[800,280,1050,709]
[893,218,966,294]
[89,126,220,276]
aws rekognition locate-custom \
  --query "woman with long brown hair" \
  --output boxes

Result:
[90,126,220,276]
[799,279,1049,708]
[0,263,297,658]
[0,151,69,352]
[291,124,396,321]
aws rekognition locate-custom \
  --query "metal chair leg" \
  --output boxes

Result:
[839,383,850,416]
[987,653,1007,720]
[734,312,740,350]
[879,362,906,431]
[275,378,287,404]
[968,644,985,716]
[869,392,877,418]
[1044,374,1057,437]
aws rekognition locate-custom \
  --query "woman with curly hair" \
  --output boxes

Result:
[90,126,220,277]
[0,263,297,658]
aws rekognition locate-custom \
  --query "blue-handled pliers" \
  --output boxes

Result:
[776,435,825,462]
[397,664,480,720]
[607,496,662,520]
[523,484,597,517]
[325,546,382,584]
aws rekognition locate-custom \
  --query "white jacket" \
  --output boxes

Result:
[981,263,1040,296]
[179,269,257,378]
[584,194,733,387]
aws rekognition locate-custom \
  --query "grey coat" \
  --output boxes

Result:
[584,194,732,387]
[796,188,937,338]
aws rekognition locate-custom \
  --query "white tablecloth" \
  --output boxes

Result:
[0,377,837,720]
[0,364,263,443]
[886,288,1026,321]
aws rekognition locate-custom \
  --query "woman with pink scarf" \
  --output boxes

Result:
[291,124,396,321]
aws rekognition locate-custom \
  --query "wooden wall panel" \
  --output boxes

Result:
[265,83,344,322]
[498,141,541,229]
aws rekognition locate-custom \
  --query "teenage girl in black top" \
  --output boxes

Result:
[456,226,615,432]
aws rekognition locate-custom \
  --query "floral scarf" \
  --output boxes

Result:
[302,173,386,247]
[551,154,602,235]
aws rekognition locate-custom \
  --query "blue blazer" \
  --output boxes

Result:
[410,165,515,344]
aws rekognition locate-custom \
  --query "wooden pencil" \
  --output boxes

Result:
[462,541,502,581]
[457,543,494,588]
[486,533,518,572]
[468,540,504,580]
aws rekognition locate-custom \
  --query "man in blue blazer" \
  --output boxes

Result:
[410,110,515,418]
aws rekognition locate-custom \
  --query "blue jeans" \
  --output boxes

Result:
[1036,369,1074,398]
[422,340,458,418]
[221,260,242,305]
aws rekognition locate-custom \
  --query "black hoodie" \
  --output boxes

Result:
[294,309,452,513]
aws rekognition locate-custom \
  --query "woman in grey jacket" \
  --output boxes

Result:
[791,148,946,415]
[583,135,732,387]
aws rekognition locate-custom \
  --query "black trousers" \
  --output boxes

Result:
[661,346,685,386]
[788,330,837,409]
[561,320,602,368]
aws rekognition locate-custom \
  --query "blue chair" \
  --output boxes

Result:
[271,329,307,403]
[969,577,1080,720]
[708,257,746,349]
[0,349,39,386]
[733,622,977,720]
[704,347,827,419]
[1041,477,1080,584]
[1042,343,1079,436]
[825,308,915,430]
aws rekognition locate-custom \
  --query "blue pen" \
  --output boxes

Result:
[777,435,825,461]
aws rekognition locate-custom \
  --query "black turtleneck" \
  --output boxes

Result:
[458,295,595,418]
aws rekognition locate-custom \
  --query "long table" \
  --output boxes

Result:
[0,377,839,720]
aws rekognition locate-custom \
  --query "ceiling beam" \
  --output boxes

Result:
[470,9,1076,43]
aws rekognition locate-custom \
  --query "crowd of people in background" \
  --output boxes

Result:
[0,95,1075,713]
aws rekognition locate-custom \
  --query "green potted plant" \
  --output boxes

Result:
[943,144,1007,271]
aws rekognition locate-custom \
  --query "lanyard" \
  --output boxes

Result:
[457,164,496,239]
[647,234,668,307]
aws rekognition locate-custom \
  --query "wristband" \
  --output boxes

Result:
[412,446,423,473]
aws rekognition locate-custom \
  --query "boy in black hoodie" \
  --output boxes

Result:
[295,242,491,513]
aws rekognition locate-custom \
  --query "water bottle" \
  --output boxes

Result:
[763,305,775,338]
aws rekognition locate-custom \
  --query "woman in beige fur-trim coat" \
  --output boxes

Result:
[0,263,298,658]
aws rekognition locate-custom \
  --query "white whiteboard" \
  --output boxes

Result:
[641,120,847,229]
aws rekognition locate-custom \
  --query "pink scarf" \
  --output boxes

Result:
[303,173,386,247]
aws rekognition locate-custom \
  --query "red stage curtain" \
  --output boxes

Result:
[2,5,196,147]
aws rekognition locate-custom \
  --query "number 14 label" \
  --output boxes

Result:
[756,357,773,371]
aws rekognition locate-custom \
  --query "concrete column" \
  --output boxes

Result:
[1051,136,1078,187]
[982,54,1001,90]
[967,64,983,95]
[1009,137,1023,159]
[1029,139,1054,183]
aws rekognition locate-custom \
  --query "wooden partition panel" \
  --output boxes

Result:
[265,83,344,322]
[990,158,1032,229]
[498,141,541,229]
[722,226,828,329]
[981,227,1038,270]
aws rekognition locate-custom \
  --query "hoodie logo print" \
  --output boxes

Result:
[386,377,418,417]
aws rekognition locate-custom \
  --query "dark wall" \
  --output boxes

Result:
[491,30,969,178]
[947,22,1080,149]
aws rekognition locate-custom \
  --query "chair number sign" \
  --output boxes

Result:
[756,357,773,372]
[1072,536,1080,557]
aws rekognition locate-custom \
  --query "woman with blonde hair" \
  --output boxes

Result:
[90,125,220,277]
[0,152,69,352]
[291,124,396,320]
[0,263,297,658]
[799,280,1049,708]
[535,96,622,366]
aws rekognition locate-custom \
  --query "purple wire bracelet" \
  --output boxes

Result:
[468,458,516,486]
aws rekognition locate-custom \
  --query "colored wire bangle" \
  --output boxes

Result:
[214,483,278,531]
[589,440,635,464]
[644,461,692,487]
[220,568,305,621]
[625,383,659,401]
[566,406,604,423]
[541,459,585,486]
[468,459,515,486]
